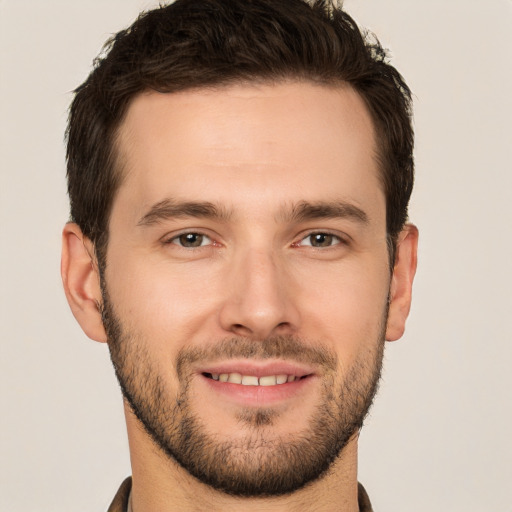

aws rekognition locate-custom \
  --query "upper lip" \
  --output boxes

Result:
[196,360,316,378]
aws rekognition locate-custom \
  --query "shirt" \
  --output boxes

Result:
[107,477,374,511]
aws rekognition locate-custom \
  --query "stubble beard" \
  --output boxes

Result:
[101,286,386,497]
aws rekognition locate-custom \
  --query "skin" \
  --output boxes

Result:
[61,81,418,511]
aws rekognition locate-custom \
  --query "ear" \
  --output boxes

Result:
[386,224,419,341]
[61,223,107,343]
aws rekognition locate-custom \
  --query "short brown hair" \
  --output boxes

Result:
[66,0,413,267]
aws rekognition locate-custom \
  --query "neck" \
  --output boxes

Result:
[125,406,361,512]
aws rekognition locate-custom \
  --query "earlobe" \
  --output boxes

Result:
[61,223,107,343]
[385,224,418,341]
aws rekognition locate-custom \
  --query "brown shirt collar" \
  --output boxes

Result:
[108,477,374,512]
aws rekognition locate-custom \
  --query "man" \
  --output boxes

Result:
[61,0,418,510]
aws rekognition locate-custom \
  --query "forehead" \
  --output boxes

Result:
[113,81,383,223]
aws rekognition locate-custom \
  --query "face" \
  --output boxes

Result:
[102,82,392,496]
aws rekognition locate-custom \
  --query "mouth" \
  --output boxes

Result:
[202,372,311,386]
[196,362,316,406]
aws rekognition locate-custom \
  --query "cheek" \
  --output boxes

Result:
[105,255,222,339]
[104,259,218,392]
[295,259,390,352]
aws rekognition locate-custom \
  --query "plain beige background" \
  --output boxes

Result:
[1,1,511,510]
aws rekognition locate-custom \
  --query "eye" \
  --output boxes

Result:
[299,232,342,248]
[170,232,212,248]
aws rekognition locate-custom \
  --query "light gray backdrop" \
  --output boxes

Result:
[1,1,511,510]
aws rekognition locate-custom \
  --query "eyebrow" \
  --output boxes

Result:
[279,200,369,225]
[137,199,232,226]
[137,198,369,227]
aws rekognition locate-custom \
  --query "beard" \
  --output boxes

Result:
[101,286,386,497]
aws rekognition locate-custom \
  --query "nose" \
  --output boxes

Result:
[218,249,300,339]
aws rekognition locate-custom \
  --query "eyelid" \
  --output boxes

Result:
[294,230,350,247]
[159,228,349,248]
[161,230,216,247]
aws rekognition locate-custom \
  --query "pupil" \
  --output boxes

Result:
[312,234,332,247]
[180,233,202,247]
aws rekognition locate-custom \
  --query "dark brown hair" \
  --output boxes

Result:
[66,0,413,267]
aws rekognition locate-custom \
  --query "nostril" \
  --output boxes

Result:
[230,323,253,337]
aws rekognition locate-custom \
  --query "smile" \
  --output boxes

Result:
[203,372,310,386]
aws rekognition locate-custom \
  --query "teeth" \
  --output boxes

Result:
[208,372,304,386]
[241,375,259,386]
[227,372,242,384]
[259,375,277,386]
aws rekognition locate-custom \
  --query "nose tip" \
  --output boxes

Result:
[218,252,299,339]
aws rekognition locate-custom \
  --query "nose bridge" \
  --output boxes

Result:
[219,244,298,338]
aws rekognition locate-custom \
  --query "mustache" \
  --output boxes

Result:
[176,336,338,378]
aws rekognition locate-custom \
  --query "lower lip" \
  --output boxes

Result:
[200,374,315,406]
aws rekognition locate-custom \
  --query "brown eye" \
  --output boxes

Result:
[311,233,333,247]
[173,233,210,247]
[301,233,341,247]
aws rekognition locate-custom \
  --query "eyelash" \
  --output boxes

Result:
[163,231,214,248]
[294,231,347,248]
[162,231,348,250]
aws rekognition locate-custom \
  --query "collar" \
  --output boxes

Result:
[108,477,373,511]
